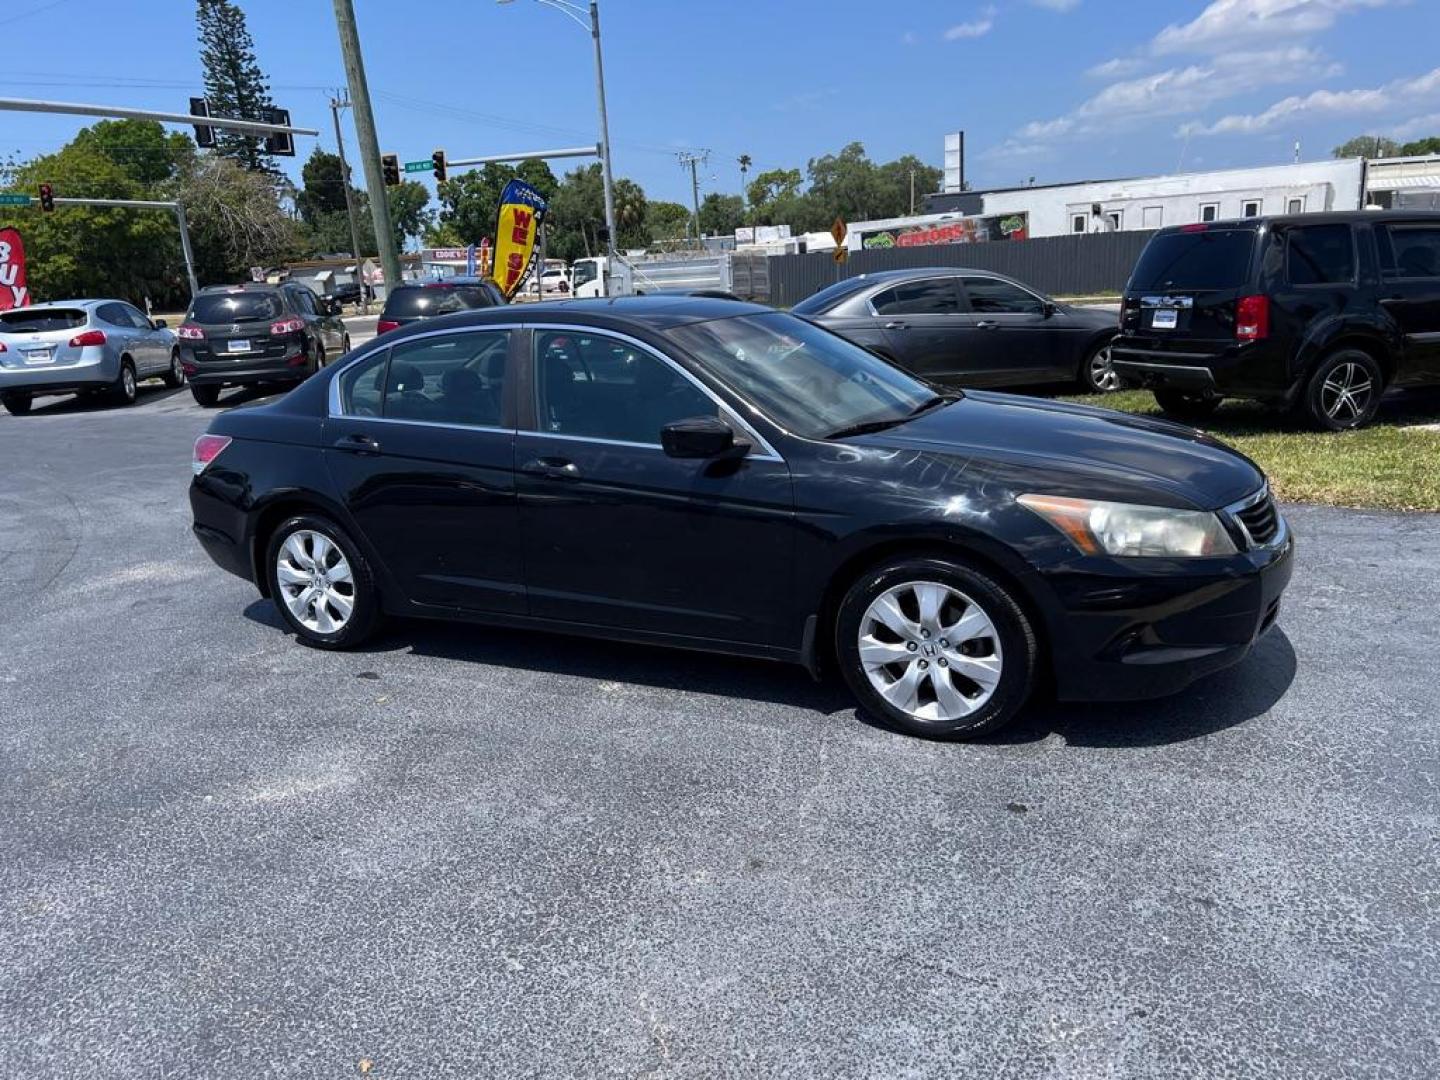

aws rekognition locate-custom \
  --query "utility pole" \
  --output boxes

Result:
[678,150,708,249]
[330,91,370,314]
[331,0,401,293]
[909,168,916,215]
[589,0,618,268]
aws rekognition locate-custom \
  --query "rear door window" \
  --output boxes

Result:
[870,278,962,316]
[190,291,283,323]
[1380,225,1440,280]
[383,331,510,427]
[1287,225,1355,285]
[0,308,87,333]
[1129,229,1255,291]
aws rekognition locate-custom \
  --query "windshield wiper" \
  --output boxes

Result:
[823,394,958,440]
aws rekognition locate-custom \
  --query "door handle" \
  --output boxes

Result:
[521,457,581,480]
[884,321,907,330]
[975,320,999,330]
[333,433,381,455]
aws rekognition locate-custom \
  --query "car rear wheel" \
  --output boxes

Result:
[1081,338,1122,393]
[111,359,138,406]
[315,344,326,370]
[1,392,32,416]
[1153,388,1222,422]
[342,334,352,353]
[835,555,1038,740]
[1302,349,1382,431]
[162,349,186,388]
[266,514,380,649]
[190,384,221,408]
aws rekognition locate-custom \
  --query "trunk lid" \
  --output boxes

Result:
[0,307,92,368]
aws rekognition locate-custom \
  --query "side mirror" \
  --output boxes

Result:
[153,318,168,329]
[662,416,740,459]
[1042,300,1058,318]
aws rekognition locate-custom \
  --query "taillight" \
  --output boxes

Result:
[376,319,400,335]
[177,323,205,340]
[69,329,107,347]
[270,317,305,335]
[1236,295,1270,341]
[192,433,232,475]
[0,341,7,352]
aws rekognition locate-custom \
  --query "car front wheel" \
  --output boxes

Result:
[835,555,1038,740]
[265,514,380,649]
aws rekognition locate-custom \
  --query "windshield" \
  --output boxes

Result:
[381,285,495,318]
[1130,229,1255,291]
[0,308,87,333]
[791,277,871,316]
[572,261,599,288]
[667,312,936,440]
[190,292,283,323]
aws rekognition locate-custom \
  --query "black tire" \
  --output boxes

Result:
[834,555,1039,740]
[1300,348,1383,431]
[1080,336,1122,394]
[315,344,326,370]
[190,383,221,408]
[162,349,186,389]
[1154,388,1222,422]
[111,358,138,406]
[265,513,380,649]
[1,392,32,416]
[342,333,352,354]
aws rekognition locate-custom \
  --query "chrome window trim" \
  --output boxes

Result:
[523,322,783,462]
[863,275,964,319]
[326,322,524,421]
[958,272,1051,314]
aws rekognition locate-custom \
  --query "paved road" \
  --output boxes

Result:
[1,389,1437,1079]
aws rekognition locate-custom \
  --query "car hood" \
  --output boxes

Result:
[857,390,1264,510]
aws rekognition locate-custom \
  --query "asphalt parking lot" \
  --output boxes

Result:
[1,386,1437,1079]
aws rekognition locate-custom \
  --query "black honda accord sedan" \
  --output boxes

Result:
[190,297,1292,740]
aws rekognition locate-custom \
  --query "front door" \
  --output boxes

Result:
[323,327,524,613]
[958,275,1066,385]
[516,327,796,648]
[1377,221,1440,385]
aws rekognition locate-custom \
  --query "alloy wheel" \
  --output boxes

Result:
[857,580,1003,723]
[1089,345,1122,392]
[171,353,186,384]
[275,529,355,634]
[1320,361,1373,422]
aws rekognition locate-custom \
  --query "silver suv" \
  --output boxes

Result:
[0,299,182,416]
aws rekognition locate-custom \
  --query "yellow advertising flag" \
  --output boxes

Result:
[491,179,549,300]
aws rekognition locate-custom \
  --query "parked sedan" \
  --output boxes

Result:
[793,267,1121,393]
[191,297,1292,741]
[0,299,182,415]
[179,283,349,408]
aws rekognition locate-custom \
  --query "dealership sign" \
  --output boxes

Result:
[861,213,1029,250]
[0,227,30,310]
[491,179,549,300]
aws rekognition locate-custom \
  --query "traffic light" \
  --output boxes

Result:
[431,149,447,184]
[189,97,215,148]
[263,107,295,157]
[38,183,54,213]
[381,153,400,187]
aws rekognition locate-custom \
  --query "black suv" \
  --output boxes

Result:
[1113,211,1440,429]
[375,277,506,336]
[179,283,350,408]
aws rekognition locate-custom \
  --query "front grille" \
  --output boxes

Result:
[1234,492,1280,547]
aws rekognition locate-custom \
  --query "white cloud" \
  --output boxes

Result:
[1182,66,1440,135]
[1029,0,1081,9]
[980,139,1055,161]
[1391,112,1440,139]
[1086,57,1147,79]
[944,6,996,39]
[1154,0,1401,55]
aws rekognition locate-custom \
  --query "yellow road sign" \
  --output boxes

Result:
[830,216,848,246]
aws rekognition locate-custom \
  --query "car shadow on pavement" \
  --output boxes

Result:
[246,601,1298,745]
[21,383,192,416]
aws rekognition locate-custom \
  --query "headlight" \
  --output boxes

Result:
[1017,494,1237,557]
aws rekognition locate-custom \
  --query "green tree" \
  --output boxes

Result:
[196,0,278,173]
[73,119,193,189]
[746,167,802,220]
[646,200,690,246]
[296,148,356,225]
[875,155,943,216]
[1333,135,1401,159]
[698,193,744,237]
[387,180,432,251]
[1399,136,1440,156]
[434,160,556,247]
[177,154,300,284]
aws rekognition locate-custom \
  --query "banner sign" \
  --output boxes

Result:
[492,179,549,299]
[861,212,1028,250]
[0,227,29,310]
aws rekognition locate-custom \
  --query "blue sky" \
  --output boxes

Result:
[3,0,1438,207]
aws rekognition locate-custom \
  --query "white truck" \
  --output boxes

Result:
[571,256,632,298]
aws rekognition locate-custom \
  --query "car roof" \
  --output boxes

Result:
[1153,209,1440,235]
[395,276,496,288]
[198,283,283,294]
[377,294,773,340]
[5,298,107,309]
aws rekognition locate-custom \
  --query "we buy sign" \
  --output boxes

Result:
[0,227,29,310]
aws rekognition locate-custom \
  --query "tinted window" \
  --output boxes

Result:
[380,285,497,320]
[962,276,1045,315]
[1129,229,1255,290]
[792,277,872,316]
[337,349,387,416]
[1383,226,1440,279]
[190,291,283,323]
[535,330,715,444]
[667,312,935,441]
[384,331,509,426]
[0,308,87,332]
[290,288,317,316]
[871,278,961,316]
[97,303,132,326]
[1287,225,1355,285]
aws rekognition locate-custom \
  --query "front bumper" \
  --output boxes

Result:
[0,348,115,394]
[1038,518,1295,702]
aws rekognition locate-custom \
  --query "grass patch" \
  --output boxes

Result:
[1055,388,1440,512]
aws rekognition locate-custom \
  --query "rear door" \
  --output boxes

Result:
[323,326,524,613]
[1376,221,1440,385]
[868,277,969,384]
[957,275,1066,384]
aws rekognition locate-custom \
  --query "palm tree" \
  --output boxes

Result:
[738,154,752,208]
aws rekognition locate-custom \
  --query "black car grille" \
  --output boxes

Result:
[1234,492,1280,547]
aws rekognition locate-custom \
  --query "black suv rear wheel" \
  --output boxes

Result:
[1153,388,1222,422]
[1302,349,1382,431]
